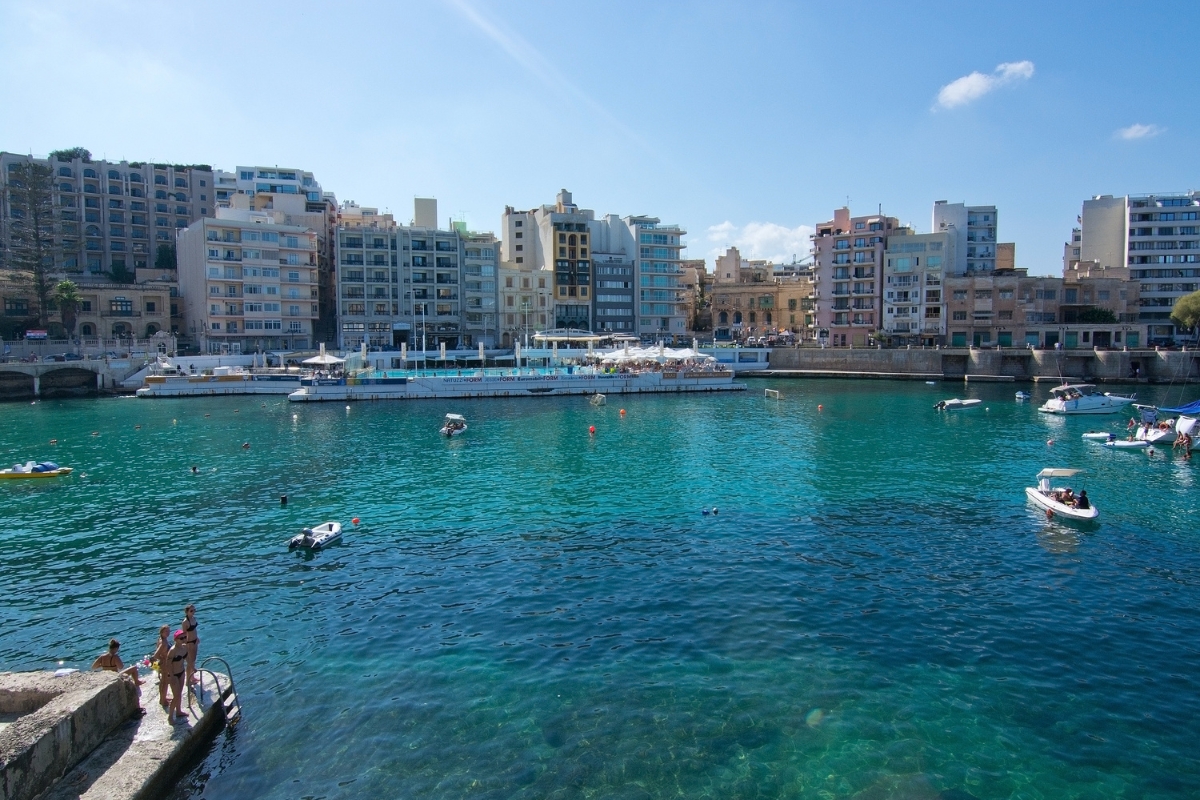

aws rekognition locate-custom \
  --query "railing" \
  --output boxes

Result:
[101,310,142,317]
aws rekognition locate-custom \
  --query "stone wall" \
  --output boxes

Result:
[0,671,138,800]
[766,347,1200,383]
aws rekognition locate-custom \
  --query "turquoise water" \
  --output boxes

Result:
[2,380,1199,799]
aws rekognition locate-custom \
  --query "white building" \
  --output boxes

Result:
[628,215,688,339]
[335,199,498,351]
[881,230,953,346]
[178,207,319,353]
[932,201,999,274]
[1066,192,1199,345]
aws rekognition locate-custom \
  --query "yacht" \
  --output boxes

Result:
[1037,384,1135,415]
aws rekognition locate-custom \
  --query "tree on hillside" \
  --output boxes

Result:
[155,243,177,270]
[53,279,82,339]
[5,161,58,326]
[1170,290,1200,343]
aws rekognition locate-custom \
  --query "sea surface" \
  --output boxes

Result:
[2,379,1198,799]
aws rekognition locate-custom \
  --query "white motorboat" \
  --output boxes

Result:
[1037,384,1135,415]
[1025,469,1098,522]
[440,413,467,437]
[1015,391,1031,402]
[1175,416,1199,451]
[934,398,982,411]
[1103,438,1149,449]
[1081,431,1115,441]
[288,521,343,550]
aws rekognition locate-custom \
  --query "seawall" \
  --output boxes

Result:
[764,347,1200,383]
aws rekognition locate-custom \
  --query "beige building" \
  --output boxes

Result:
[710,248,812,341]
[178,208,319,354]
[943,269,1139,349]
[881,230,953,346]
[498,262,552,348]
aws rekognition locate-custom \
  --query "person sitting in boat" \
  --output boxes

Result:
[1072,490,1090,510]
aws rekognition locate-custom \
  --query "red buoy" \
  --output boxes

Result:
[589,426,596,435]
[352,517,360,525]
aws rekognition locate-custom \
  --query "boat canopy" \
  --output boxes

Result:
[1176,417,1198,436]
[1050,384,1096,396]
[1036,468,1084,479]
[1160,398,1200,415]
[599,346,714,364]
[444,413,466,422]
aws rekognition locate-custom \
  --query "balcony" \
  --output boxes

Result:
[101,310,142,318]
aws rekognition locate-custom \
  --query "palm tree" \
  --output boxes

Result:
[53,279,83,340]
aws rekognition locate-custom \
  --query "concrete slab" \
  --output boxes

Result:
[38,673,233,800]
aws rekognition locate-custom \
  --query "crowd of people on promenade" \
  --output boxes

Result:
[90,603,200,723]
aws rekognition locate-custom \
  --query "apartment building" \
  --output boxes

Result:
[497,262,552,348]
[881,230,954,347]
[810,207,897,346]
[1064,192,1198,344]
[460,229,499,346]
[214,166,337,341]
[941,269,1138,349]
[178,208,319,353]
[589,214,636,335]
[1,150,212,279]
[334,199,494,351]
[500,190,689,340]
[932,201,1004,274]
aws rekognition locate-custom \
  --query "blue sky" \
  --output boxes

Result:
[1,0,1196,274]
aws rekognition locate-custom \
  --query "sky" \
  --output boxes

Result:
[1,0,1197,275]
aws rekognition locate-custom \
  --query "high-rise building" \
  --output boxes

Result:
[1066,192,1198,345]
[178,207,319,353]
[881,230,953,346]
[810,207,897,346]
[589,214,636,335]
[460,228,499,347]
[627,215,688,339]
[932,201,1004,275]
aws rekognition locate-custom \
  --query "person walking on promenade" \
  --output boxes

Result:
[182,604,200,685]
[165,630,190,723]
[151,624,171,707]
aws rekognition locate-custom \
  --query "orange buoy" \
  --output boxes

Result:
[352,517,360,525]
[619,409,626,416]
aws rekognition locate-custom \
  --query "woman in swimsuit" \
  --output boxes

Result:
[151,625,171,707]
[91,638,142,685]
[182,604,199,685]
[166,630,190,722]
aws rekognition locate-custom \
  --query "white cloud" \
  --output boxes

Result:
[1115,123,1164,141]
[704,221,814,266]
[936,60,1035,109]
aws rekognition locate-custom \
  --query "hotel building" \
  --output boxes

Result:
[881,230,953,346]
[1,151,212,278]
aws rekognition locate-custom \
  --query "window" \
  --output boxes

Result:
[952,310,967,320]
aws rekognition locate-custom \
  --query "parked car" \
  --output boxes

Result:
[62,353,84,361]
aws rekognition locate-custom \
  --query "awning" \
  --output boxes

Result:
[1037,468,1083,479]
[1160,399,1200,415]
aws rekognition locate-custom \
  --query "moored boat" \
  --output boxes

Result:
[288,521,343,550]
[1037,384,1135,415]
[1015,391,1031,402]
[934,398,982,411]
[0,461,73,479]
[1025,469,1097,522]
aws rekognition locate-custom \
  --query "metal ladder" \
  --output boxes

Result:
[188,655,242,727]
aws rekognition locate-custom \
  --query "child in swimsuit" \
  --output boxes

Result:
[151,625,171,707]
